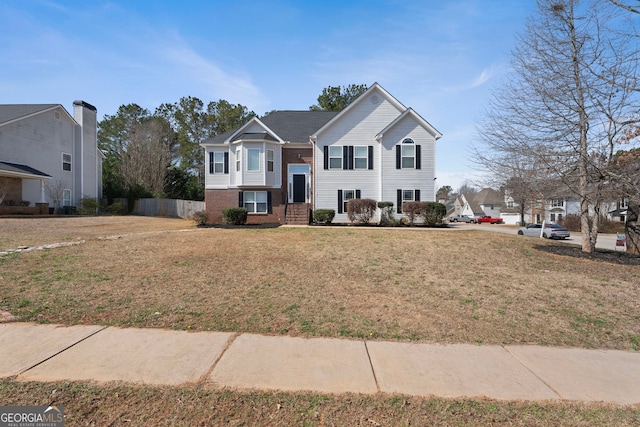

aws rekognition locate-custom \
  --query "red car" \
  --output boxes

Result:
[475,215,504,224]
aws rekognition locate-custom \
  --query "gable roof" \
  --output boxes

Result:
[0,161,51,179]
[474,188,502,206]
[311,83,406,139]
[204,110,338,145]
[0,104,72,126]
[375,107,442,141]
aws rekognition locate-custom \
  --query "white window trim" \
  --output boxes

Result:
[329,146,343,169]
[213,152,225,174]
[354,146,368,170]
[62,189,72,206]
[62,153,72,172]
[247,148,260,171]
[343,189,355,213]
[267,149,274,172]
[244,191,268,214]
[401,138,415,169]
[402,189,415,203]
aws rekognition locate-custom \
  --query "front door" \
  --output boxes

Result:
[288,164,310,203]
[292,174,306,203]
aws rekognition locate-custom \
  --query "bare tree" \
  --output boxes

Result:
[120,117,175,198]
[474,0,640,253]
[44,180,67,214]
[0,178,10,205]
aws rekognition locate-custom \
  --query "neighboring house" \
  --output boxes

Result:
[0,101,102,211]
[473,188,502,218]
[609,197,629,222]
[452,189,503,220]
[201,83,442,224]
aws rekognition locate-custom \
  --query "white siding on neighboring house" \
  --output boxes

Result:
[1,102,101,208]
[2,107,76,206]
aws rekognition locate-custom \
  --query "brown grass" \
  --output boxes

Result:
[1,381,638,426]
[1,217,639,350]
[2,216,639,425]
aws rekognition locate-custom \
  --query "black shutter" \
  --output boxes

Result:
[209,152,214,174]
[348,146,354,170]
[415,189,421,201]
[323,146,329,170]
[397,189,402,213]
[396,146,401,169]
[337,190,343,214]
[267,191,272,214]
[238,191,244,208]
[416,145,421,169]
[368,146,374,170]
[224,152,229,174]
[343,146,349,170]
[356,189,361,199]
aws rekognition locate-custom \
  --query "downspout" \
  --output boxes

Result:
[310,136,317,214]
[375,134,383,223]
[39,178,46,203]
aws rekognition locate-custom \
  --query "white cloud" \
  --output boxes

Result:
[157,38,269,112]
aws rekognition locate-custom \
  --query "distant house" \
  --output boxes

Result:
[452,188,503,220]
[200,83,442,224]
[0,101,102,212]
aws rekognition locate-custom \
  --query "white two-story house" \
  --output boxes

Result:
[0,101,102,212]
[200,83,442,224]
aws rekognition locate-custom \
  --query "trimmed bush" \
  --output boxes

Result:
[377,201,395,226]
[347,198,377,224]
[421,202,447,226]
[402,201,423,225]
[222,207,247,225]
[192,210,209,226]
[313,209,335,224]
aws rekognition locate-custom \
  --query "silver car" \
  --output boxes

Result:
[517,223,570,239]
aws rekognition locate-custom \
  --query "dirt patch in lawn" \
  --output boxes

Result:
[0,216,192,250]
[1,219,638,350]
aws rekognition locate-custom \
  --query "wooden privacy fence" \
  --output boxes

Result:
[133,198,205,219]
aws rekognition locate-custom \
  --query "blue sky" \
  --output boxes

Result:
[1,0,537,191]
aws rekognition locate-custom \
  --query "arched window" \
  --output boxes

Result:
[401,138,415,168]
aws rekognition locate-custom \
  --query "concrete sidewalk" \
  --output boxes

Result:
[1,323,639,405]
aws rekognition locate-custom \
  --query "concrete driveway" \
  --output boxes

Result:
[450,223,621,251]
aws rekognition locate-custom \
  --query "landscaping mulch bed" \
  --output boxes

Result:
[535,244,640,266]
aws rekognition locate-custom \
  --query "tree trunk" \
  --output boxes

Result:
[626,201,640,255]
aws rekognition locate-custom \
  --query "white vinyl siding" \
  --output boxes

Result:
[314,90,401,223]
